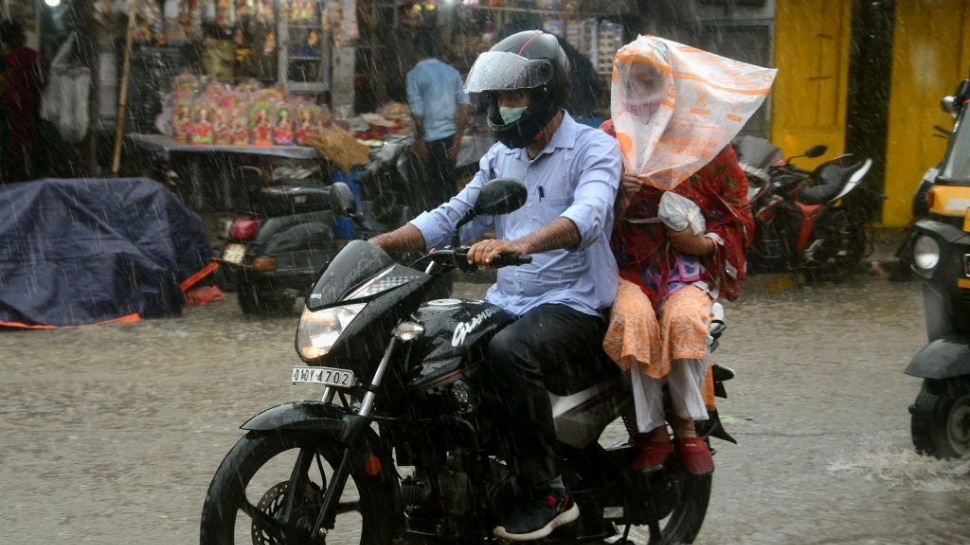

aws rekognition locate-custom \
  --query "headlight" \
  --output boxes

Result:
[913,235,941,271]
[296,303,365,360]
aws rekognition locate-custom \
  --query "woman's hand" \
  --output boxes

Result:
[667,227,716,256]
[620,174,643,196]
[615,174,643,221]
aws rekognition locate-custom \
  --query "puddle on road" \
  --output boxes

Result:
[829,446,970,492]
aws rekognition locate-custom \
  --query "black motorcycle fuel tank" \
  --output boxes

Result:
[408,298,516,391]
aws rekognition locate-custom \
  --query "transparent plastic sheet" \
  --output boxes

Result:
[610,35,777,190]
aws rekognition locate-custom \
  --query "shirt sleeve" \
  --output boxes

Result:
[455,71,471,106]
[559,133,623,251]
[405,69,423,117]
[409,151,496,249]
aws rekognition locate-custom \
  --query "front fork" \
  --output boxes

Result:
[310,337,400,538]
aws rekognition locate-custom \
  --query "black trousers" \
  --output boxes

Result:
[416,135,458,212]
[484,303,610,486]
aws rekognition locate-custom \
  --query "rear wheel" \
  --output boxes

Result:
[200,431,396,545]
[911,379,970,459]
[811,211,867,281]
[641,470,711,545]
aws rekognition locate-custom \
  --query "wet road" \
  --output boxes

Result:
[1,275,967,545]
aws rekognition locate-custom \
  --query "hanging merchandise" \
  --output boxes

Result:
[41,33,92,143]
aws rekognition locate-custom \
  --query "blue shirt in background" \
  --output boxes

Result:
[406,58,470,142]
[410,113,622,318]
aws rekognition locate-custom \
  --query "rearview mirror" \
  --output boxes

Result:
[805,145,827,158]
[474,178,528,216]
[451,178,528,248]
[942,95,957,115]
[329,182,356,216]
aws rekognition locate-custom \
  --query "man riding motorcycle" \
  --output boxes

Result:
[369,29,622,542]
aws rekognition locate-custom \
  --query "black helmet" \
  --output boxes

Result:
[464,30,571,148]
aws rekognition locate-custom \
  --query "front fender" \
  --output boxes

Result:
[905,335,970,379]
[241,402,401,513]
[242,402,371,445]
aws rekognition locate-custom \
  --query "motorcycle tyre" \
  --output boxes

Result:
[200,430,395,545]
[645,471,712,545]
[809,213,867,283]
[237,284,294,316]
[910,378,970,459]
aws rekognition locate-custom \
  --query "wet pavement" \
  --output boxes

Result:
[2,269,969,545]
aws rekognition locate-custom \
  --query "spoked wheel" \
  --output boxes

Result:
[200,431,396,545]
[911,378,970,459]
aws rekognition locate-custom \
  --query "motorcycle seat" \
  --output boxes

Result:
[796,155,870,205]
[252,184,332,216]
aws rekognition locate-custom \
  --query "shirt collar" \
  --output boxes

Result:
[512,110,577,161]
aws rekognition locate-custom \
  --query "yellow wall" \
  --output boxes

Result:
[883,0,970,226]
[771,0,853,171]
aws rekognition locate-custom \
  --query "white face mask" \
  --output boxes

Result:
[499,106,527,124]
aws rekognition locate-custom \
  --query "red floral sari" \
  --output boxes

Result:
[611,145,754,308]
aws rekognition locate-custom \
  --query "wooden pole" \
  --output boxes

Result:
[110,0,137,176]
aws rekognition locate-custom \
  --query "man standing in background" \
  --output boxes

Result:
[406,30,470,212]
[1,19,48,182]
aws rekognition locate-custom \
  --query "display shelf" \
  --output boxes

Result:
[278,0,330,95]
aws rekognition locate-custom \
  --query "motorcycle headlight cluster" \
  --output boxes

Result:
[913,235,941,272]
[296,303,366,360]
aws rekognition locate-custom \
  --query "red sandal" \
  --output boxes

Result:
[674,437,714,475]
[631,439,674,473]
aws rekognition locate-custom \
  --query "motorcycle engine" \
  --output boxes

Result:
[401,450,517,519]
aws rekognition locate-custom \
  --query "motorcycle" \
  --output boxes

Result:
[217,136,489,316]
[735,135,875,280]
[200,178,737,545]
[216,165,343,315]
[905,75,970,458]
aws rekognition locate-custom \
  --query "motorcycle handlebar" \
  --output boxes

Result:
[488,252,533,267]
[429,248,532,271]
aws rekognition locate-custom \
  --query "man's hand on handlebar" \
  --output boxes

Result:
[466,239,529,268]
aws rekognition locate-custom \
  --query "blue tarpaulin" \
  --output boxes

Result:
[0,177,213,327]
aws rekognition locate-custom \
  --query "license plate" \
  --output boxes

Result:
[291,366,356,388]
[221,243,247,264]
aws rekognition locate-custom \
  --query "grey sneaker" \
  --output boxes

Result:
[493,488,580,541]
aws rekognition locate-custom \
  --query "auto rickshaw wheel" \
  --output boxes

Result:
[911,378,970,459]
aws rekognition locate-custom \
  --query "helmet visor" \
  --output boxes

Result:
[464,51,556,93]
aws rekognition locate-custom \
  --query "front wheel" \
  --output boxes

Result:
[200,431,396,545]
[910,378,970,459]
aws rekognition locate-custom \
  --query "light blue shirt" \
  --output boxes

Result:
[406,58,471,142]
[410,113,622,317]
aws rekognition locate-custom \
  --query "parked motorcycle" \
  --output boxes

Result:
[217,165,341,315]
[905,75,970,458]
[216,136,486,316]
[200,178,736,545]
[735,135,875,280]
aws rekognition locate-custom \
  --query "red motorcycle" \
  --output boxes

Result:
[735,136,875,280]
